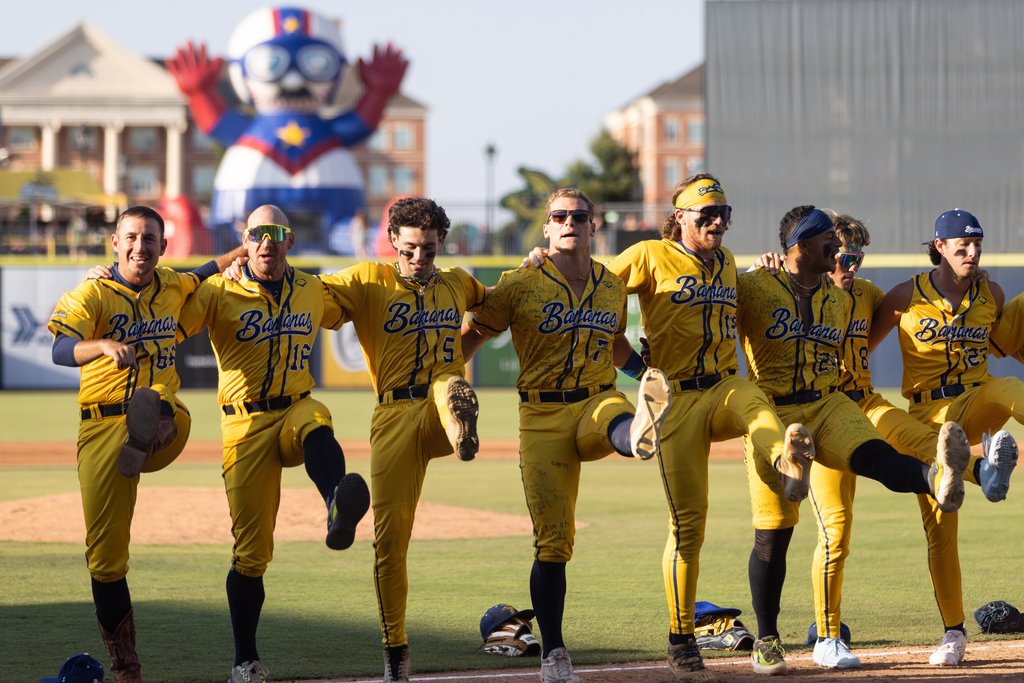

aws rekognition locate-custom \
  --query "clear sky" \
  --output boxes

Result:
[5,0,704,204]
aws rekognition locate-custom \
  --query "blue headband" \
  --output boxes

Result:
[785,209,833,249]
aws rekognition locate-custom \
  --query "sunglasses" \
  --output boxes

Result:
[836,251,865,270]
[548,209,592,224]
[679,205,732,223]
[246,224,292,243]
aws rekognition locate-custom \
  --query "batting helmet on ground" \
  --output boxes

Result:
[40,653,104,683]
[803,621,852,645]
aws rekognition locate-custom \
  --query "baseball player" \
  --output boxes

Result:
[597,174,818,681]
[868,208,1021,665]
[317,197,487,683]
[48,206,240,682]
[757,212,1014,668]
[462,188,672,683]
[178,205,370,683]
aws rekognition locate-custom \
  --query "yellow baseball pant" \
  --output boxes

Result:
[661,375,787,636]
[78,385,190,582]
[370,375,463,649]
[518,388,633,563]
[220,395,333,578]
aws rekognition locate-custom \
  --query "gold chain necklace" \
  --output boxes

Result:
[784,267,818,297]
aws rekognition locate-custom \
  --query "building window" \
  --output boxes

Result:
[69,126,98,153]
[393,166,414,194]
[664,119,679,144]
[368,165,389,195]
[7,126,37,150]
[687,157,705,175]
[128,166,160,196]
[688,121,705,145]
[664,160,680,189]
[368,128,389,151]
[192,166,217,196]
[393,124,413,150]
[191,128,218,151]
[129,127,158,152]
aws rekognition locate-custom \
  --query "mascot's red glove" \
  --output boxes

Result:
[355,43,409,129]
[166,42,227,133]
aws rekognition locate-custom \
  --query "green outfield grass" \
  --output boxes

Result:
[2,388,1023,682]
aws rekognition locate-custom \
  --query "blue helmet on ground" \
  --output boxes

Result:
[40,653,104,683]
[804,621,852,645]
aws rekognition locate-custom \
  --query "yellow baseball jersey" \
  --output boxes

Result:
[178,268,344,405]
[48,267,200,405]
[990,291,1024,362]
[467,260,625,390]
[897,273,996,398]
[838,278,885,393]
[320,263,487,395]
[737,268,848,398]
[606,240,738,380]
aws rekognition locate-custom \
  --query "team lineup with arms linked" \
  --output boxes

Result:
[52,181,1021,682]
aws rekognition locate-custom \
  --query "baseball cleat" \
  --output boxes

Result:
[979,430,1017,502]
[326,473,371,551]
[539,647,581,683]
[751,636,788,675]
[228,659,269,682]
[929,422,970,513]
[445,377,479,461]
[813,637,861,668]
[383,645,411,683]
[776,423,815,502]
[118,387,161,477]
[630,367,672,460]
[667,641,719,681]
[928,629,966,666]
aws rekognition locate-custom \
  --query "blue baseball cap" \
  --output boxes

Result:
[40,653,104,683]
[929,209,983,242]
[803,621,852,646]
[479,603,536,640]
[694,601,742,620]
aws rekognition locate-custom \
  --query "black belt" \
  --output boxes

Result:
[81,400,174,421]
[519,384,613,404]
[843,388,870,402]
[222,391,310,415]
[912,383,980,404]
[672,370,735,392]
[379,384,430,404]
[773,387,835,406]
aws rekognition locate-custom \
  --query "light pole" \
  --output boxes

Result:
[484,142,497,252]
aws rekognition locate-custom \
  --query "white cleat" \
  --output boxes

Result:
[813,637,861,669]
[776,423,815,502]
[630,367,672,460]
[929,629,966,666]
[539,647,582,683]
[980,430,1017,502]
[930,422,970,513]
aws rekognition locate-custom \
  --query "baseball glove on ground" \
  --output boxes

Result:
[974,601,1024,634]
[693,601,754,651]
[479,604,541,657]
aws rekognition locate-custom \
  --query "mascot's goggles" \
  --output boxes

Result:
[243,41,342,83]
[247,224,292,243]
[679,205,732,223]
[836,250,865,270]
[548,209,591,224]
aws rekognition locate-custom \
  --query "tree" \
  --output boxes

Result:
[564,129,640,203]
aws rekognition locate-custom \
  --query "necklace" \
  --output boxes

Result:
[784,267,818,297]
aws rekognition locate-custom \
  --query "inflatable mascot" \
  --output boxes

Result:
[166,6,408,253]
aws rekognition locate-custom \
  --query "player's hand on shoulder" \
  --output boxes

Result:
[639,336,652,366]
[100,339,138,371]
[223,256,248,281]
[752,252,783,274]
[519,247,550,269]
[85,264,114,281]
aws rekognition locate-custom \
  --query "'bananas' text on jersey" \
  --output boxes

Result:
[235,310,315,343]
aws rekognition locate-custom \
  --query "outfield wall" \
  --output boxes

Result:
[3,262,1023,392]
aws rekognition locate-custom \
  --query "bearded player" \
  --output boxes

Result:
[317,197,486,683]
[736,205,972,674]
[463,188,672,683]
[49,206,240,681]
[868,208,1020,665]
[179,205,369,683]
